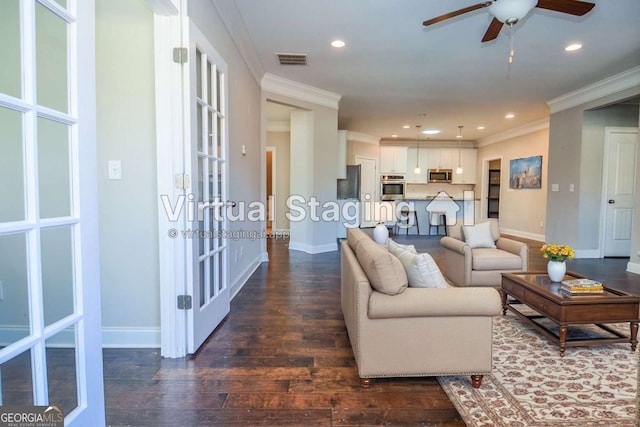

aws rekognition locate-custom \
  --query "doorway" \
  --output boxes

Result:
[266,147,276,234]
[487,159,502,219]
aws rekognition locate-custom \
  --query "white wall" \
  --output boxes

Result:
[96,0,160,344]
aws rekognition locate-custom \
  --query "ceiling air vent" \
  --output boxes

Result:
[276,53,308,66]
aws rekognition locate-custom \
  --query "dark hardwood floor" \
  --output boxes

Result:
[104,232,640,426]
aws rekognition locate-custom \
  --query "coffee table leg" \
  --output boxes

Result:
[500,289,507,315]
[631,322,638,351]
[559,326,567,357]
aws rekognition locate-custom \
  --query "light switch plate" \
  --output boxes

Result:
[551,184,559,192]
[108,160,122,180]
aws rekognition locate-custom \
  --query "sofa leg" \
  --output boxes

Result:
[360,378,373,389]
[471,375,483,389]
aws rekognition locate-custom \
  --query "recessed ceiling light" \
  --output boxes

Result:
[565,43,582,52]
[505,113,515,119]
[391,134,398,138]
[422,129,440,135]
[331,40,345,48]
[477,126,485,130]
[402,125,410,129]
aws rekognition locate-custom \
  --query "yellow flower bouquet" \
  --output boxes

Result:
[540,243,575,262]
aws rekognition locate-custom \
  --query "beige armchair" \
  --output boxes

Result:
[440,219,528,287]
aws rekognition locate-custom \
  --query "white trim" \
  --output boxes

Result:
[288,241,338,254]
[548,66,640,114]
[262,251,269,262]
[574,249,601,259]
[267,120,290,132]
[261,73,341,110]
[499,228,545,242]
[347,131,381,145]
[152,10,188,359]
[144,0,179,15]
[101,327,161,348]
[266,146,277,231]
[477,118,549,147]
[211,0,263,85]
[230,255,263,300]
[627,261,640,275]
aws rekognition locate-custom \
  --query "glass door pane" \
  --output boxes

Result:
[0,350,34,406]
[46,327,78,417]
[35,2,69,113]
[0,0,21,98]
[38,118,71,219]
[0,233,30,345]
[0,107,25,222]
[41,226,75,326]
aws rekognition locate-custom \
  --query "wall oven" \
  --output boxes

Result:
[380,175,405,200]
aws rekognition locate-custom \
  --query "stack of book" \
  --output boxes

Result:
[559,279,604,297]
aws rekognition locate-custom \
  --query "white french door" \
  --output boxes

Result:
[186,23,230,353]
[602,127,638,257]
[0,0,104,425]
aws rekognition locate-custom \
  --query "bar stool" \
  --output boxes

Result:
[429,210,448,236]
[395,207,420,235]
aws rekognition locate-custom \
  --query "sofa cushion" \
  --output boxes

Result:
[355,238,408,295]
[347,228,370,251]
[396,251,447,288]
[472,248,523,270]
[463,221,496,249]
[387,238,417,257]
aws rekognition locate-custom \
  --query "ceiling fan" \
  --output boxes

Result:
[423,0,595,42]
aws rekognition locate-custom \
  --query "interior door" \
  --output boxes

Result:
[356,156,378,227]
[603,127,638,257]
[187,23,230,353]
[0,0,104,424]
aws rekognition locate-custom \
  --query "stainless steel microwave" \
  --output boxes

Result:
[428,169,453,183]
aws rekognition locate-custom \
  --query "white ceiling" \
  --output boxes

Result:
[230,0,640,141]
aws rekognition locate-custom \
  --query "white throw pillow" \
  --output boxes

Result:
[387,238,418,257]
[463,221,496,249]
[396,251,448,288]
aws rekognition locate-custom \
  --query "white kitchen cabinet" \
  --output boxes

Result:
[379,146,408,174]
[427,148,454,170]
[451,148,477,184]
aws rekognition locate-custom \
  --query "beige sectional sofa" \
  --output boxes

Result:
[341,228,502,388]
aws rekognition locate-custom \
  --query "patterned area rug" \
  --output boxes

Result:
[438,312,639,426]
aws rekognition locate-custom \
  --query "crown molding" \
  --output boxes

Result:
[211,0,264,85]
[267,120,290,132]
[144,0,179,15]
[262,73,341,110]
[548,66,640,114]
[346,131,380,145]
[477,118,549,147]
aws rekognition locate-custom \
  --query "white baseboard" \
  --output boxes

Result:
[230,254,263,300]
[574,249,602,259]
[102,327,161,348]
[262,251,269,262]
[288,241,338,254]
[627,261,640,275]
[499,228,545,242]
[0,326,161,348]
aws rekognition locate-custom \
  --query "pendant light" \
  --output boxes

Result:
[456,125,464,175]
[414,124,422,174]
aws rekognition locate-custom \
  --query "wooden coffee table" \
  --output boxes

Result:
[501,271,640,357]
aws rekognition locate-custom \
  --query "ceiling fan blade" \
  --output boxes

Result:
[423,2,492,26]
[481,17,504,42]
[535,0,595,16]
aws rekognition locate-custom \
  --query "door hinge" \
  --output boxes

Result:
[173,47,188,64]
[175,173,191,190]
[177,295,192,310]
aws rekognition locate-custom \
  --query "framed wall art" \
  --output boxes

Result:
[509,155,542,189]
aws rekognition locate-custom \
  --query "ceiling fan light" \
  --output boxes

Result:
[489,0,537,24]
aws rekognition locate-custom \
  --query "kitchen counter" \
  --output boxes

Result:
[386,197,481,236]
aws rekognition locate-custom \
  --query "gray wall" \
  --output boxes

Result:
[547,87,640,254]
[96,0,160,336]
